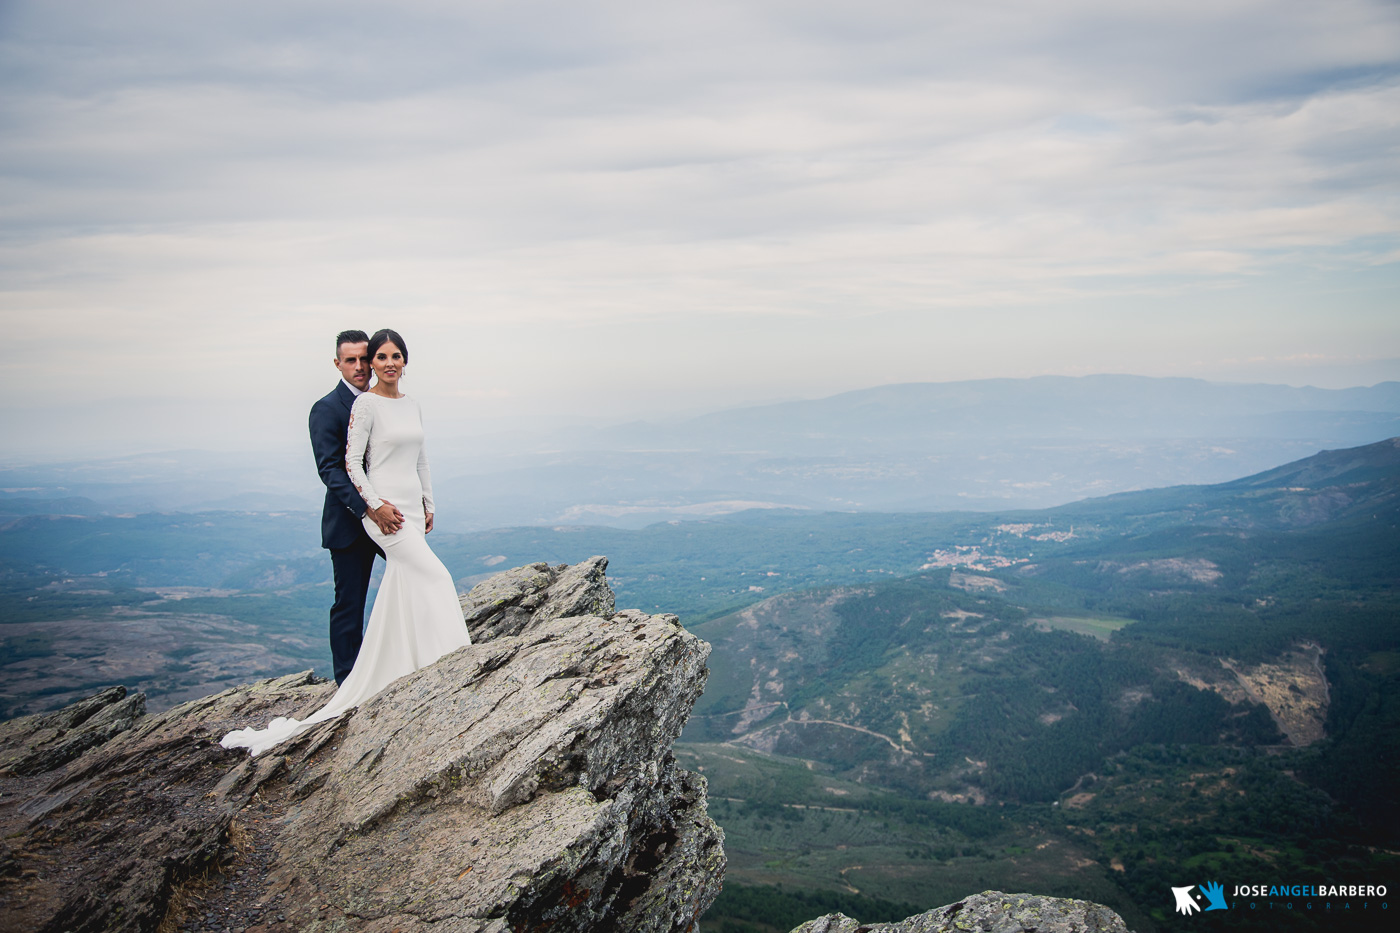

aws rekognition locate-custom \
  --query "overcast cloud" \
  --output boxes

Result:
[2,0,1398,458]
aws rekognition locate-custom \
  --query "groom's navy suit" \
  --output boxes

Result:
[310,380,383,685]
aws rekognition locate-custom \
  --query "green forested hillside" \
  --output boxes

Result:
[685,571,1285,803]
[688,439,1400,931]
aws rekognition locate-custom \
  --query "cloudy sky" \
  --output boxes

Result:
[2,0,1398,459]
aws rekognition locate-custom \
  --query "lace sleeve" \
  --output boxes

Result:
[346,395,383,511]
[416,399,435,515]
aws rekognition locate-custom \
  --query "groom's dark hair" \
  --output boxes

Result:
[335,330,370,356]
[368,328,408,363]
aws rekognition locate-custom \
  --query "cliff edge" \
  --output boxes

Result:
[0,557,724,933]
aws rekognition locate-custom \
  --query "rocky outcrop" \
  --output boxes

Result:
[459,556,616,643]
[0,557,724,933]
[0,685,146,776]
[791,891,1132,933]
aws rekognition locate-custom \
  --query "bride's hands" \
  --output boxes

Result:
[425,512,434,533]
[368,500,404,535]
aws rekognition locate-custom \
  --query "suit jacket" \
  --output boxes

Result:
[311,381,370,550]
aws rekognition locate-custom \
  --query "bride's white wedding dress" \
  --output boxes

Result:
[221,392,471,757]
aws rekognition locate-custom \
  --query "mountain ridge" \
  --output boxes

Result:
[615,375,1400,446]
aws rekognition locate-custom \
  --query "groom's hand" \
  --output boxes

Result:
[369,501,404,535]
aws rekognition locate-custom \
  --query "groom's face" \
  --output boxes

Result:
[335,341,371,390]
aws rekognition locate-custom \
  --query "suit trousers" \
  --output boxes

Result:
[328,533,384,685]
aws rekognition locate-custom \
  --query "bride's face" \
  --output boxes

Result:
[371,341,405,387]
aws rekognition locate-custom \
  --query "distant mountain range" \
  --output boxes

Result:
[433,375,1400,526]
[3,375,1399,528]
[605,375,1400,449]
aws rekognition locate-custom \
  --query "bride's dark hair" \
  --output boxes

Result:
[367,328,408,363]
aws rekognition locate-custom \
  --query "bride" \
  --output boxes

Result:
[222,328,472,756]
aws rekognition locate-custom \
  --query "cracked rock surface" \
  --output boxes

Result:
[791,890,1133,933]
[459,556,616,643]
[0,557,724,933]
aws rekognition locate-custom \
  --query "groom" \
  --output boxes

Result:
[310,330,404,685]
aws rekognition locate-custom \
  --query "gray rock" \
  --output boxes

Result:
[2,670,331,933]
[459,555,615,642]
[0,684,147,776]
[0,559,722,933]
[791,890,1133,933]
